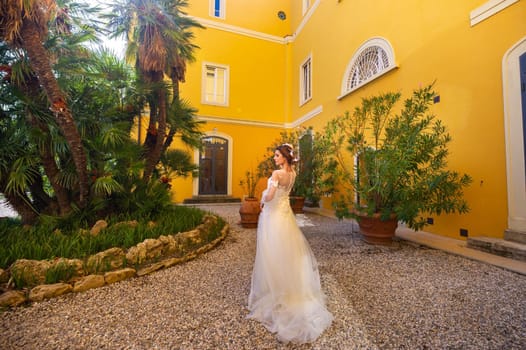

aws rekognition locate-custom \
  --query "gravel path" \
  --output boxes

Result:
[1,204,525,349]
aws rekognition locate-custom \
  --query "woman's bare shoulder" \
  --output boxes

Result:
[272,169,287,178]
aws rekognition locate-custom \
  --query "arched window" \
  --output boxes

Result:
[340,38,396,99]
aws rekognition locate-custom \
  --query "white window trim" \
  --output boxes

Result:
[302,0,311,16]
[193,131,233,197]
[503,36,526,231]
[299,54,313,106]
[470,0,518,26]
[338,37,397,100]
[201,62,229,107]
[209,0,226,19]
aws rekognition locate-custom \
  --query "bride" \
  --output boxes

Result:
[247,143,333,344]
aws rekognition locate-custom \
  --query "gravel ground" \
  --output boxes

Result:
[1,204,525,349]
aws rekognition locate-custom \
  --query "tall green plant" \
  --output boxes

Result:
[105,0,205,180]
[239,168,260,199]
[319,83,472,230]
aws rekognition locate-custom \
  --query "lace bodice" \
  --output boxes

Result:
[270,170,295,192]
[261,170,296,212]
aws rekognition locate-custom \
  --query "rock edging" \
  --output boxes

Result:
[0,216,229,308]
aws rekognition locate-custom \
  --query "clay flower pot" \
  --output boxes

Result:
[356,212,398,245]
[239,197,261,228]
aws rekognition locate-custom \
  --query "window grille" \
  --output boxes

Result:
[347,46,389,90]
[341,38,396,98]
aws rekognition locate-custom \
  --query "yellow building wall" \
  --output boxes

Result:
[188,0,291,37]
[175,0,525,240]
[288,0,526,239]
[182,25,288,123]
[173,1,293,204]
[170,122,284,203]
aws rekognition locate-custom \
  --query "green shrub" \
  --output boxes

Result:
[0,206,212,269]
[45,261,78,285]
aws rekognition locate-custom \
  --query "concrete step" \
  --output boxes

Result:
[504,229,526,244]
[182,196,241,204]
[467,236,526,262]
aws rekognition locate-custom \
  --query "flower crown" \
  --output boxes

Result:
[281,143,294,156]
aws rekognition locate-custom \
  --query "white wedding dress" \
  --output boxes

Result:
[247,171,333,344]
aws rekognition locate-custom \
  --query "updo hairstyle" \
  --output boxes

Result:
[276,143,297,165]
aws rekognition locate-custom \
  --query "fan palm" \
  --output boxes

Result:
[0,0,90,207]
[106,0,204,180]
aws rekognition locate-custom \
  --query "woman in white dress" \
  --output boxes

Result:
[247,143,333,344]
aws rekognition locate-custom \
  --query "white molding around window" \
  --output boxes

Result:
[299,54,312,106]
[503,36,526,231]
[209,0,226,19]
[339,37,397,100]
[470,0,519,26]
[202,62,229,107]
[302,0,311,16]
[193,130,233,196]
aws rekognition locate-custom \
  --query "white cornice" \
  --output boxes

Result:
[189,16,286,44]
[290,0,321,42]
[470,0,519,26]
[190,0,322,44]
[286,105,323,128]
[198,105,323,130]
[198,115,285,128]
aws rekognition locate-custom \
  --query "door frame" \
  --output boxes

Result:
[193,130,233,196]
[503,36,526,232]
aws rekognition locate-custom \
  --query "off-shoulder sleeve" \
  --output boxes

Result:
[270,179,279,188]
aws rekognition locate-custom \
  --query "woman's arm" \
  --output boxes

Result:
[262,170,280,203]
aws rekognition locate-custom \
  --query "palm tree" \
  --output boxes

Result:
[106,0,204,180]
[0,0,89,207]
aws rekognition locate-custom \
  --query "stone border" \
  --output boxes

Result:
[0,216,229,308]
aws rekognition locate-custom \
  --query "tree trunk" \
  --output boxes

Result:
[0,178,37,225]
[162,80,180,153]
[144,87,167,180]
[20,19,89,207]
[26,109,72,215]
[144,99,158,155]
[39,143,72,215]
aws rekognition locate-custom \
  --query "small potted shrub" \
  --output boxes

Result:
[238,168,262,228]
[318,83,472,244]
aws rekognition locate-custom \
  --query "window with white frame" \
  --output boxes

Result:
[300,55,312,105]
[202,63,229,106]
[209,0,225,19]
[302,0,311,15]
[340,38,396,98]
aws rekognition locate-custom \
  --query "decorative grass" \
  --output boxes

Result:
[0,206,222,270]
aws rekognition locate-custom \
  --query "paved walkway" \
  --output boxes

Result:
[1,204,525,349]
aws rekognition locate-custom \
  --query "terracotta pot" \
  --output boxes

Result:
[289,196,305,214]
[239,197,261,228]
[356,212,398,245]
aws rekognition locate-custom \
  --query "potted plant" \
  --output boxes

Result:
[318,83,472,244]
[238,168,262,228]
